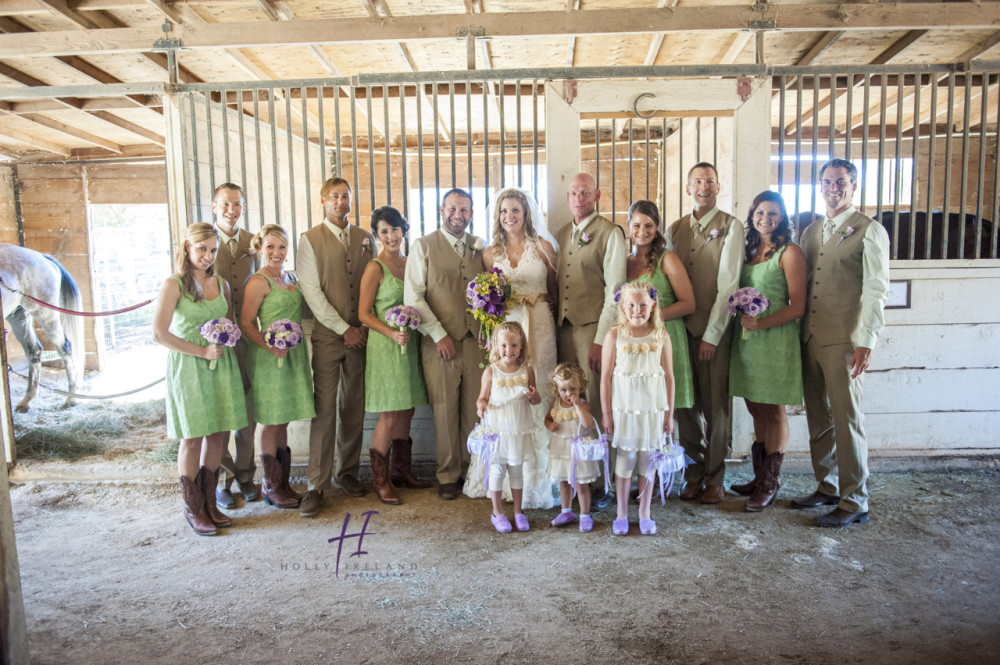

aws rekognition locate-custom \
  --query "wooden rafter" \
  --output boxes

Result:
[643,0,679,67]
[955,31,1000,65]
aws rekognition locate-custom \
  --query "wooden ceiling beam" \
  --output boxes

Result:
[19,112,123,153]
[955,30,1000,66]
[3,4,997,57]
[87,110,165,146]
[35,0,99,29]
[0,117,72,156]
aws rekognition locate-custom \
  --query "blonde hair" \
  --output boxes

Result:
[251,224,288,252]
[488,189,544,263]
[177,222,219,302]
[488,320,529,366]
[549,362,588,400]
[613,280,666,340]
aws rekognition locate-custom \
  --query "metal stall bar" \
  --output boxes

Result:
[794,79,803,216]
[189,94,202,221]
[595,118,601,192]
[334,86,343,178]
[876,74,888,222]
[892,76,904,258]
[909,76,921,260]
[926,76,938,259]
[450,82,457,187]
[317,85,326,185]
[713,117,718,171]
[433,83,441,213]
[611,118,617,225]
[285,87,296,233]
[975,75,988,259]
[678,118,684,218]
[516,79,522,187]
[645,117,651,201]
[532,81,539,200]
[660,117,668,217]
[993,77,1000,259]
[628,118,634,208]
[828,74,837,159]
[237,88,249,228]
[300,87,311,234]
[778,76,785,197]
[253,89,264,226]
[416,83,425,233]
[958,74,972,257]
[860,76,870,211]
[400,84,409,225]
[943,73,955,256]
[845,78,854,162]
[384,84,391,207]
[221,91,231,182]
[350,86,360,227]
[367,86,376,216]
[498,78,506,189]
[205,93,216,194]
[482,80,489,220]
[695,116,701,161]
[269,88,280,226]
[467,82,474,195]
[810,75,820,214]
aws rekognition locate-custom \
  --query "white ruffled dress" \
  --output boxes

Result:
[546,404,600,484]
[611,331,668,452]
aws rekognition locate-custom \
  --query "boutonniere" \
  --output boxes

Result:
[361,237,372,252]
[702,228,721,248]
[237,247,256,262]
[836,226,855,247]
[577,232,592,248]
[471,237,485,258]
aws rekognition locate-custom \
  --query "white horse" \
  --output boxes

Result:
[0,244,84,412]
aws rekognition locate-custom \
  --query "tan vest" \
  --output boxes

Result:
[214,227,260,321]
[800,211,874,346]
[424,230,485,340]
[670,210,741,337]
[555,214,621,326]
[302,223,374,340]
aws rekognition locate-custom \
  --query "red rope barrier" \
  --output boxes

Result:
[0,277,153,317]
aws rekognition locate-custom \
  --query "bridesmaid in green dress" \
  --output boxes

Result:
[153,222,248,537]
[239,224,315,510]
[358,206,429,505]
[626,200,696,411]
[728,191,807,512]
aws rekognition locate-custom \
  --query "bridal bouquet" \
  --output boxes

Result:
[384,305,420,355]
[199,318,241,370]
[466,267,516,349]
[728,287,770,340]
[263,319,303,367]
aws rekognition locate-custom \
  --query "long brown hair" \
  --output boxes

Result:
[177,222,219,302]
[628,199,667,276]
[488,189,542,262]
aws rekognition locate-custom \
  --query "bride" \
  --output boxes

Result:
[464,188,558,509]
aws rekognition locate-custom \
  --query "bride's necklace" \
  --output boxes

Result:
[756,243,776,262]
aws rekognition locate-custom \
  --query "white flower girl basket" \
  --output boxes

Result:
[467,422,500,491]
[569,422,611,494]
[643,433,692,505]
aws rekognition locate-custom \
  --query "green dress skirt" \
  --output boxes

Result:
[729,244,804,405]
[364,259,429,412]
[165,275,249,439]
[247,274,316,425]
[638,254,695,409]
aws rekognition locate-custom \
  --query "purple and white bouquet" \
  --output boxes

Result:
[263,318,303,367]
[384,305,420,355]
[199,318,241,370]
[466,267,515,349]
[728,286,771,340]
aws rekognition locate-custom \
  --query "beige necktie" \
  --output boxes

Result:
[454,239,465,256]
[228,238,237,255]
[823,219,836,244]
[340,227,350,252]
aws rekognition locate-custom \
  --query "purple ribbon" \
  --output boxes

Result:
[569,423,610,496]
[642,434,688,505]
[468,427,499,492]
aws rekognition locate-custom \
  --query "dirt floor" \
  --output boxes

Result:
[5,372,1000,664]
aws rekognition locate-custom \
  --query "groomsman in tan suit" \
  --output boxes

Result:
[211,183,261,509]
[554,173,626,511]
[297,178,375,517]
[404,189,485,500]
[793,158,889,527]
[669,163,745,504]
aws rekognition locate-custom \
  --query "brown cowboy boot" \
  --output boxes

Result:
[276,446,303,500]
[261,454,300,508]
[201,466,232,527]
[180,472,217,536]
[746,452,784,512]
[370,446,401,505]
[730,441,765,497]
[390,437,431,489]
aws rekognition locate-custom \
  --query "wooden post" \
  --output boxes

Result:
[0,289,30,664]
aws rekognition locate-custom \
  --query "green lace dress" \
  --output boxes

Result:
[638,255,695,409]
[165,275,248,439]
[364,259,428,412]
[729,244,803,405]
[247,274,316,425]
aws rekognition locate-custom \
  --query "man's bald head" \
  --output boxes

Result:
[567,173,601,224]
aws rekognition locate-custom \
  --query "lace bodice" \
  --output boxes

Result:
[494,240,548,296]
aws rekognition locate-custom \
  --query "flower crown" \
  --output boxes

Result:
[614,285,658,303]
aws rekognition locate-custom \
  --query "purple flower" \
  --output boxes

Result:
[274,338,287,350]
[836,226,856,247]
[577,232,592,248]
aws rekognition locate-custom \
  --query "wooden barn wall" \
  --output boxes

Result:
[2,164,167,373]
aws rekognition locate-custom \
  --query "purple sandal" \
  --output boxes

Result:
[491,513,512,533]
[612,518,629,535]
[639,518,657,535]
[514,513,530,532]
[550,511,577,527]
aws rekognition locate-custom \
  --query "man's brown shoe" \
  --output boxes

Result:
[679,483,702,501]
[815,507,869,528]
[700,484,725,504]
[790,490,839,508]
[299,489,324,518]
[437,483,460,500]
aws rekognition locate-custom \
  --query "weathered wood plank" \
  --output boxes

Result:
[874,323,1000,371]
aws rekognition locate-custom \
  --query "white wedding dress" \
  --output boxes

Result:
[464,240,556,508]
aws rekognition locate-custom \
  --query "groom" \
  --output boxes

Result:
[404,188,486,500]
